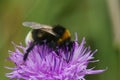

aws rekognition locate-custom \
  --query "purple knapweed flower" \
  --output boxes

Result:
[6,35,105,80]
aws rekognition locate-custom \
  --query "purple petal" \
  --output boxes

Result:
[6,37,105,80]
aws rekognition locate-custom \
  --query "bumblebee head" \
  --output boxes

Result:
[53,25,66,37]
[53,25,71,44]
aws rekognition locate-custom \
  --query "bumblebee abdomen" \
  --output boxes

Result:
[25,30,34,46]
[32,29,44,41]
[32,29,58,44]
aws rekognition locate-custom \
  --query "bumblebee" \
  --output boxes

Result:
[22,22,73,61]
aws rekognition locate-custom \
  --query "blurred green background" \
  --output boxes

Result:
[0,0,119,80]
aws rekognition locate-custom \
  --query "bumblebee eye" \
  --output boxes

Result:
[53,25,65,36]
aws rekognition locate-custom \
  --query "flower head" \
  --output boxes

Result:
[6,36,104,80]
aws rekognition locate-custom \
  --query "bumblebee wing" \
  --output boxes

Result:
[22,22,56,36]
[22,22,52,29]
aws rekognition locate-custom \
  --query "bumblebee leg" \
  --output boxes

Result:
[23,42,37,61]
[23,52,29,61]
[65,41,74,62]
[68,41,73,51]
[48,41,59,55]
[54,47,59,56]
